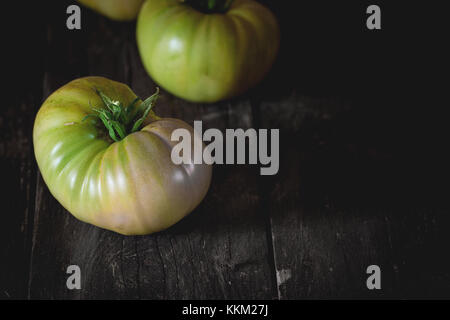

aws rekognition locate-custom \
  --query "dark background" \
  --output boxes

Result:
[1,0,450,299]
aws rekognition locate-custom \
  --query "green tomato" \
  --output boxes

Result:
[77,0,145,21]
[33,77,212,235]
[136,0,280,103]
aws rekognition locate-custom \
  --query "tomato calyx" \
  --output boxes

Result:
[83,88,160,142]
[180,0,234,14]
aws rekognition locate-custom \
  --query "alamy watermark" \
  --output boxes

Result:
[67,4,381,31]
[366,265,381,290]
[171,121,279,176]
[66,265,81,290]
[366,5,381,30]
[66,5,81,30]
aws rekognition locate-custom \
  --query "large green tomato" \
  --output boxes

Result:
[136,0,280,103]
[33,77,212,235]
[77,0,145,21]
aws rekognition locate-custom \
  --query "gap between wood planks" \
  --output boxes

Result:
[249,96,280,299]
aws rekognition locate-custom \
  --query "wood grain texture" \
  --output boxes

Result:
[0,1,46,298]
[255,80,450,299]
[0,93,41,299]
[2,0,449,300]
[253,0,449,299]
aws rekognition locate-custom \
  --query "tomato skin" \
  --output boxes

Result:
[136,0,280,103]
[33,77,212,235]
[77,0,145,21]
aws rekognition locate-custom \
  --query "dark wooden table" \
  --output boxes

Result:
[1,1,450,299]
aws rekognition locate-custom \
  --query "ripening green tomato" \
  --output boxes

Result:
[33,77,212,235]
[77,0,145,21]
[136,0,280,103]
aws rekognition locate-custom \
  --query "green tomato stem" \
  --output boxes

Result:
[180,0,234,13]
[83,88,160,142]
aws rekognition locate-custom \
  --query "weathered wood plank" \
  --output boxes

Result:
[255,0,450,299]
[260,0,450,300]
[0,2,45,299]
[0,93,41,299]
[257,58,450,299]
